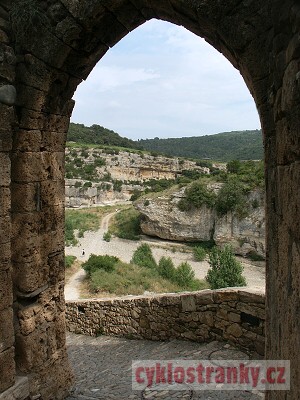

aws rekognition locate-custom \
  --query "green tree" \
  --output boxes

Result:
[131,243,157,269]
[174,262,195,287]
[206,245,246,289]
[157,257,176,280]
[215,180,245,216]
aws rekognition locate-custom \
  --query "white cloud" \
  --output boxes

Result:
[71,19,260,139]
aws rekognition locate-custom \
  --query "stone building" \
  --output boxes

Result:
[0,1,299,399]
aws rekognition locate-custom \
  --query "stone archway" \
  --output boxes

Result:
[0,1,299,399]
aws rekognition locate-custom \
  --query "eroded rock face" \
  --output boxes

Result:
[135,188,265,258]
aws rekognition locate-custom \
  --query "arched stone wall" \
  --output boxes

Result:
[0,1,299,399]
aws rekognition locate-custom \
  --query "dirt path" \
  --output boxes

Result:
[65,212,265,300]
[65,268,86,300]
[64,211,118,300]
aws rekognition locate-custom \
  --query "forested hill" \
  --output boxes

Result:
[138,130,263,161]
[67,122,142,150]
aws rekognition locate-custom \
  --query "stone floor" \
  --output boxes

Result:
[66,333,264,400]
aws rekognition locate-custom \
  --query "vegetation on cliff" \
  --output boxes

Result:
[177,160,264,216]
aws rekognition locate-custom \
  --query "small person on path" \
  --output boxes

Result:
[82,249,85,256]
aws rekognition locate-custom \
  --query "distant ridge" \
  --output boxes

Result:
[138,130,263,161]
[67,122,143,150]
[67,123,263,162]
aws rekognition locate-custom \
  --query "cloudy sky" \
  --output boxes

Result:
[71,19,261,140]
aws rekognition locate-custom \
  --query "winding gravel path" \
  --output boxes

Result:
[65,212,265,300]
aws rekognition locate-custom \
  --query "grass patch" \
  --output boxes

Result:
[65,206,114,246]
[109,206,141,240]
[65,255,77,268]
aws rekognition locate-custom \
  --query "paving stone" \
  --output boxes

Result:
[66,333,264,400]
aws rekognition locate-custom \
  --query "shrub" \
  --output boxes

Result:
[178,181,215,211]
[82,254,119,276]
[174,262,195,287]
[83,181,92,188]
[131,243,157,269]
[193,246,206,262]
[94,157,106,167]
[103,231,111,242]
[65,255,76,269]
[144,199,150,206]
[157,257,176,280]
[206,245,246,289]
[130,189,142,201]
[215,180,246,216]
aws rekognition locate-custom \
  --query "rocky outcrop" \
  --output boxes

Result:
[65,179,140,207]
[66,147,209,182]
[135,188,265,258]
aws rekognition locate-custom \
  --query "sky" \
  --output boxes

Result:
[71,19,261,140]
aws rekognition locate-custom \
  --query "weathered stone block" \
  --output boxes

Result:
[19,109,70,132]
[0,129,12,151]
[226,323,243,338]
[11,183,37,213]
[0,242,10,271]
[0,215,10,245]
[41,130,67,152]
[13,129,42,152]
[11,152,42,183]
[181,295,196,312]
[40,181,65,208]
[0,308,14,352]
[13,261,48,294]
[0,347,15,393]
[0,376,29,400]
[0,186,10,216]
[0,85,16,106]
[41,152,64,181]
[15,329,48,372]
[0,152,10,186]
[0,270,13,310]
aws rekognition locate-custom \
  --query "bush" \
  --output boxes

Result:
[130,189,142,201]
[131,243,157,269]
[82,254,119,276]
[193,246,206,262]
[215,180,246,216]
[144,199,150,206]
[157,257,176,280]
[206,245,246,289]
[178,181,215,211]
[65,255,76,269]
[174,262,195,287]
[83,181,92,188]
[103,231,111,242]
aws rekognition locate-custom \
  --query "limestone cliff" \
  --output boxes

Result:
[135,188,265,258]
[65,147,211,207]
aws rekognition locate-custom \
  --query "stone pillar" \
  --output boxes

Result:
[265,5,300,398]
[11,95,74,397]
[0,2,16,394]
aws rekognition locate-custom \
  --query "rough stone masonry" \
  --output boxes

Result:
[0,1,299,399]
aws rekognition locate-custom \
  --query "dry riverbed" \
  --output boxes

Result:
[65,215,265,300]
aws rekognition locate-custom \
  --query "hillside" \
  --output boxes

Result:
[68,122,142,150]
[138,130,263,161]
